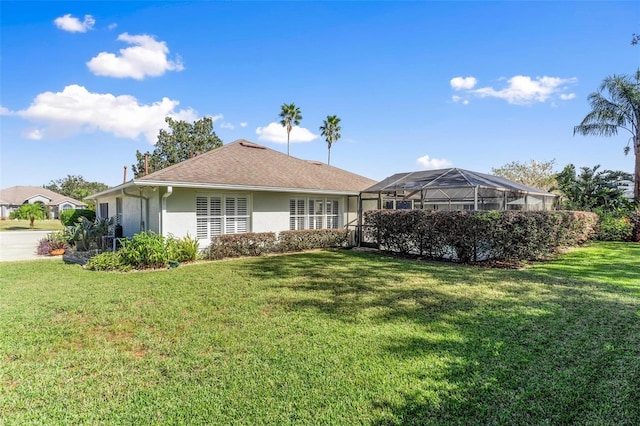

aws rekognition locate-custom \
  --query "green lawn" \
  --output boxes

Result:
[0,219,64,232]
[1,242,639,424]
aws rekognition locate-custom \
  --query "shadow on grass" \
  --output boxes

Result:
[246,248,640,425]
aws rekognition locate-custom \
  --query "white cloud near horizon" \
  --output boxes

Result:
[451,74,577,105]
[54,14,95,33]
[87,33,184,80]
[417,154,452,169]
[450,76,477,90]
[0,105,12,116]
[220,122,235,130]
[255,122,319,144]
[16,84,198,143]
[240,122,248,128]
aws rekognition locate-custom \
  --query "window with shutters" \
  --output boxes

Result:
[225,196,249,234]
[289,197,339,230]
[326,199,339,229]
[289,199,306,230]
[196,195,248,239]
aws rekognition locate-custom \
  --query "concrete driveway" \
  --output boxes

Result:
[0,231,55,262]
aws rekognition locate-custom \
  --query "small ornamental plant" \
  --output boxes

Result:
[37,231,69,255]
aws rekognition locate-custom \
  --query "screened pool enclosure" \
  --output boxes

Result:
[360,168,557,212]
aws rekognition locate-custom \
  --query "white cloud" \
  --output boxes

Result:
[24,129,43,140]
[108,23,118,31]
[240,122,248,128]
[417,154,452,169]
[255,122,319,144]
[220,122,235,130]
[451,95,469,105]
[87,33,184,80]
[470,75,578,105]
[209,114,224,123]
[560,93,576,100]
[16,84,197,143]
[54,14,95,33]
[0,105,13,116]
[450,76,477,90]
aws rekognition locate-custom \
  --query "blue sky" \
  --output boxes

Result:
[1,1,639,189]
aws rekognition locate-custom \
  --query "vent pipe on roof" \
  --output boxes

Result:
[123,165,127,183]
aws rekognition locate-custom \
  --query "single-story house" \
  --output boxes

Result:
[86,139,377,247]
[0,186,87,219]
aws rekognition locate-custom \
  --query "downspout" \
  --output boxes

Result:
[161,186,173,237]
[357,194,363,247]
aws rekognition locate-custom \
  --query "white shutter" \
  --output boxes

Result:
[196,197,208,239]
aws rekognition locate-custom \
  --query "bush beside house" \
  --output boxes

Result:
[363,209,599,263]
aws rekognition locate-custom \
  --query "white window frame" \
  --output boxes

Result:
[289,197,340,230]
[196,194,250,240]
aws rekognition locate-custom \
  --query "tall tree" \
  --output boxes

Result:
[132,116,223,177]
[492,159,557,191]
[554,164,633,211]
[573,70,640,200]
[45,175,108,202]
[279,103,302,156]
[319,115,342,165]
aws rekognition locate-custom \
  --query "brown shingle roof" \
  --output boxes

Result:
[0,186,86,207]
[137,139,376,193]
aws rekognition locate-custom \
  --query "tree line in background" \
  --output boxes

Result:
[45,175,108,202]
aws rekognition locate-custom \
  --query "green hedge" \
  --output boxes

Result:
[363,210,598,263]
[203,229,349,261]
[205,232,277,260]
[278,229,349,252]
[59,209,96,227]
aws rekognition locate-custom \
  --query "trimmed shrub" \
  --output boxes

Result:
[206,232,277,260]
[202,229,348,261]
[364,209,599,263]
[60,209,96,227]
[278,229,349,252]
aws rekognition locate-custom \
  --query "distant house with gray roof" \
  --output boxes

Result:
[86,140,376,246]
[0,186,87,219]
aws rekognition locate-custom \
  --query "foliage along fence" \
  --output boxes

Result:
[363,210,599,263]
[204,229,349,260]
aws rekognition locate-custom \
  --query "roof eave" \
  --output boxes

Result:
[88,179,363,198]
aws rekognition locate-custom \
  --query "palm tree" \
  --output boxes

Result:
[319,115,342,165]
[12,203,47,227]
[279,103,302,156]
[574,70,640,200]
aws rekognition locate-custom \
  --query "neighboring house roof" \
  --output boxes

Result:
[90,139,377,197]
[0,186,87,207]
[363,168,555,197]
